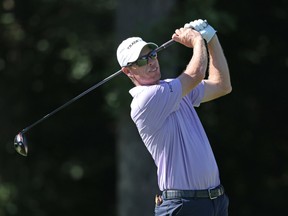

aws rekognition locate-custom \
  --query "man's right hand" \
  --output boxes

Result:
[172,27,204,48]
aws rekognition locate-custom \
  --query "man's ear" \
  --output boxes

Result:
[121,67,128,74]
[122,67,133,78]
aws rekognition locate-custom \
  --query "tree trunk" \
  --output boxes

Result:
[115,1,176,215]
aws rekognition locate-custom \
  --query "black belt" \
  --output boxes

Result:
[162,185,224,200]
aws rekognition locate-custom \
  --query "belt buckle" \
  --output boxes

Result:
[208,187,217,200]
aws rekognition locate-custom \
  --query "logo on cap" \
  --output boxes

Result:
[127,39,142,49]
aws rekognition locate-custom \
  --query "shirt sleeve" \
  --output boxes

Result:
[131,79,205,133]
[131,79,182,133]
[187,80,205,107]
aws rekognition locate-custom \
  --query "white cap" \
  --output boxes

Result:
[116,37,158,67]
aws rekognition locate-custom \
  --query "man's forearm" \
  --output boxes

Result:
[179,38,208,96]
[207,35,231,92]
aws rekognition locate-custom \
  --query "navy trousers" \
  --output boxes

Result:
[154,194,229,216]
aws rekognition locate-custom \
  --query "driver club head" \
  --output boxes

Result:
[14,132,28,156]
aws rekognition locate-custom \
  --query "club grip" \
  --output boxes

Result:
[155,39,175,53]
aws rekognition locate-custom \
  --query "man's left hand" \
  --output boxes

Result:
[184,19,216,43]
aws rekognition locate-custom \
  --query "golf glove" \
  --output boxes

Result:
[184,19,216,43]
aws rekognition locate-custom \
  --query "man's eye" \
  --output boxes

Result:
[140,56,148,60]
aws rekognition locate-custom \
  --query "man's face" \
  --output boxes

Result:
[126,46,161,86]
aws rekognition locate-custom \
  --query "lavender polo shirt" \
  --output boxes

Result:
[129,78,220,191]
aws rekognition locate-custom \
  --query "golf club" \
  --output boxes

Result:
[14,39,176,156]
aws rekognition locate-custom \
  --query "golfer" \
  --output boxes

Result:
[116,19,232,216]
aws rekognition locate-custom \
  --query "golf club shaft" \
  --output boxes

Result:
[20,39,176,134]
[21,69,122,134]
[155,39,175,52]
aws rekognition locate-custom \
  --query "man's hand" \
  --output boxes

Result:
[184,19,216,43]
[172,27,203,48]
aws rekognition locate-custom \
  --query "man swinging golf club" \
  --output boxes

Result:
[116,19,232,215]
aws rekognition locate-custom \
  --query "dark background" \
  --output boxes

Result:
[0,0,287,215]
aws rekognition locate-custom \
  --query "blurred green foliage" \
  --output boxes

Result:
[0,0,288,215]
[1,0,117,215]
